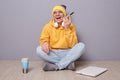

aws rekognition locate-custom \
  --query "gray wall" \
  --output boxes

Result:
[0,0,120,60]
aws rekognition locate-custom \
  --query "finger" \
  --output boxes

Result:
[64,16,67,20]
[46,45,51,53]
[67,16,71,20]
[64,17,68,22]
[68,16,71,22]
[63,17,68,23]
[63,17,65,21]
[45,50,49,54]
[45,47,49,54]
[42,45,49,54]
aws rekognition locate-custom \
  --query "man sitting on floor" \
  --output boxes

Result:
[36,4,85,71]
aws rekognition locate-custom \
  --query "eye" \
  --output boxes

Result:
[53,10,63,15]
[53,11,57,14]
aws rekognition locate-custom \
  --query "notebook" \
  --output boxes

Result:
[76,66,108,77]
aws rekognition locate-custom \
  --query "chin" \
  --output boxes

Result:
[54,19,63,23]
[56,20,63,23]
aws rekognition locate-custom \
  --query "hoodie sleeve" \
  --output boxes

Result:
[39,24,50,46]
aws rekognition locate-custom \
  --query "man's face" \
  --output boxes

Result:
[53,10,64,24]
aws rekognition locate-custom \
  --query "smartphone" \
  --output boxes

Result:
[70,12,74,16]
[67,12,74,16]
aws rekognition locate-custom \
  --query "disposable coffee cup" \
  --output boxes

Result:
[21,58,29,74]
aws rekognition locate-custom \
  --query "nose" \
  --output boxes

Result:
[55,12,60,16]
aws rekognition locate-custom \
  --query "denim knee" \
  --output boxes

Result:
[36,46,44,56]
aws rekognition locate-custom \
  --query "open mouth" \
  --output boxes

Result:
[54,16,63,23]
[56,16,61,20]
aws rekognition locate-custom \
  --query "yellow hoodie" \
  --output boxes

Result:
[40,20,78,49]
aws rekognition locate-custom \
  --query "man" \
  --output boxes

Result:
[36,5,85,71]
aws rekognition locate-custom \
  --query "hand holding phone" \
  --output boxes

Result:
[62,12,74,29]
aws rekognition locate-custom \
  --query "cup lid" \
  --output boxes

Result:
[21,58,29,62]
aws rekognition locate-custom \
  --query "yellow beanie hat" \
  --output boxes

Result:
[52,5,66,16]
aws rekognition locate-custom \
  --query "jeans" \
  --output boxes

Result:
[36,42,85,69]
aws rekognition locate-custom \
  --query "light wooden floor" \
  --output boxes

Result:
[0,60,120,80]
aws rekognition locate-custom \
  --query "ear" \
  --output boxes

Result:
[54,22,58,28]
